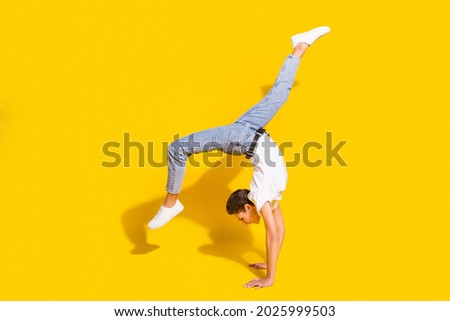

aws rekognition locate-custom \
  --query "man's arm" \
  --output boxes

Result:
[248,203,285,270]
[273,203,286,248]
[244,201,283,288]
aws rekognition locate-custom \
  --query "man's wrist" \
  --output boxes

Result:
[265,274,275,282]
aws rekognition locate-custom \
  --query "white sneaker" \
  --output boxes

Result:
[291,26,331,48]
[148,199,184,230]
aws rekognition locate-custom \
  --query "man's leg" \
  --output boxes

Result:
[235,26,331,130]
[234,44,308,129]
[163,129,217,207]
[149,124,240,229]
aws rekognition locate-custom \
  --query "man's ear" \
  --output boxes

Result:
[244,204,251,211]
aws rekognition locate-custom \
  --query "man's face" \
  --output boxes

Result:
[233,204,260,225]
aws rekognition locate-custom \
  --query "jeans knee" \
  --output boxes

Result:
[168,140,187,165]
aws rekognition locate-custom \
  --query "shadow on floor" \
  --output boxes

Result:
[122,154,265,278]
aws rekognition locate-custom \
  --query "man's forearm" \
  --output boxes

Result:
[265,231,282,281]
[278,229,285,248]
[270,221,285,275]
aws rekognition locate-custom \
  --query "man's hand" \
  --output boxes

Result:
[244,277,273,289]
[248,262,267,269]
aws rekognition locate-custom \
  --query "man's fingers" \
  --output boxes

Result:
[248,263,265,268]
[249,264,264,269]
[244,277,269,289]
[245,280,257,287]
[246,281,262,288]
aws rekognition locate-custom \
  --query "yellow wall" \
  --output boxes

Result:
[1,0,449,300]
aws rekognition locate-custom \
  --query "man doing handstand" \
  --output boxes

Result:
[148,26,330,288]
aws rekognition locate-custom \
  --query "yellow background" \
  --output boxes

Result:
[1,0,449,300]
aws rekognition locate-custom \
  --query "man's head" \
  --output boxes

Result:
[226,189,260,225]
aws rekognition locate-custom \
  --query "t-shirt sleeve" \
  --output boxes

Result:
[248,191,272,213]
[248,190,284,213]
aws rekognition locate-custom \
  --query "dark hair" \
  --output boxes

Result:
[226,189,255,214]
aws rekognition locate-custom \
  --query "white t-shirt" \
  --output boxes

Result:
[247,133,288,213]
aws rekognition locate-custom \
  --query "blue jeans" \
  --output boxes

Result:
[166,54,300,194]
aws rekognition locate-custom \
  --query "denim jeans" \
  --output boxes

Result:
[166,54,300,194]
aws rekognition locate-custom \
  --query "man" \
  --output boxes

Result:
[148,26,330,288]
